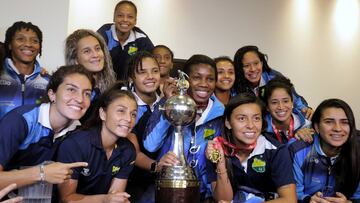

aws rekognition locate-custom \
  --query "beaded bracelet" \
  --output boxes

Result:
[39,164,45,183]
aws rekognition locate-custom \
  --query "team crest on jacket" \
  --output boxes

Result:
[128,45,138,55]
[251,157,266,173]
[204,128,215,140]
[81,167,91,176]
[112,166,121,175]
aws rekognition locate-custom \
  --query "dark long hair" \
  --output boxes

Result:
[83,82,137,129]
[222,93,267,188]
[311,99,360,198]
[233,45,272,94]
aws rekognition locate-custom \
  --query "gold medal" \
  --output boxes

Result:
[209,149,221,163]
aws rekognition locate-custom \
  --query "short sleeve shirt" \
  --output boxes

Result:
[57,127,136,195]
[207,134,295,194]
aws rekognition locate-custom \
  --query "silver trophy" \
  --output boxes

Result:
[156,70,200,203]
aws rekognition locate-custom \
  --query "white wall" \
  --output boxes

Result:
[2,0,360,126]
[0,0,70,71]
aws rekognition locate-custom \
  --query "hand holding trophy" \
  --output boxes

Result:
[156,70,200,203]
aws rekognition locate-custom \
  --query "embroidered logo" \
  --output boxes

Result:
[81,167,91,176]
[204,128,216,140]
[112,166,121,175]
[0,80,11,86]
[251,157,266,173]
[128,45,138,55]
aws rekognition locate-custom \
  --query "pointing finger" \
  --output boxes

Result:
[66,162,88,169]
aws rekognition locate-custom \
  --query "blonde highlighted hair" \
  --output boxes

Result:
[65,29,116,93]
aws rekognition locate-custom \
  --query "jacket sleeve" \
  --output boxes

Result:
[97,23,112,44]
[350,182,360,201]
[292,87,309,111]
[143,98,171,152]
[0,111,28,167]
[292,150,311,202]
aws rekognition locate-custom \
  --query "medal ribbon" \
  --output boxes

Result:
[213,136,257,157]
[271,116,294,143]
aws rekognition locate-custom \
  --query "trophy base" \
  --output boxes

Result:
[155,186,200,203]
[155,165,200,203]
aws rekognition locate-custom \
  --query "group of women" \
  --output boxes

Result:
[0,0,359,203]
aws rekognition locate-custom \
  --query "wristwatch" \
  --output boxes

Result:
[150,161,157,173]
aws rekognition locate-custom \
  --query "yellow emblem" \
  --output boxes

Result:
[204,128,215,139]
[251,157,266,173]
[128,46,138,55]
[112,166,120,175]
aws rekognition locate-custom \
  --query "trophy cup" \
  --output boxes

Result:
[155,70,200,203]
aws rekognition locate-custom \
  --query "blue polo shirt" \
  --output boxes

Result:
[0,103,79,170]
[206,134,295,201]
[57,127,136,195]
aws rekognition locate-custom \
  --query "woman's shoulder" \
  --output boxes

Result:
[62,127,99,145]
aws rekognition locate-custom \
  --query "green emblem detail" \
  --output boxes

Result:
[112,166,120,175]
[128,45,138,55]
[204,128,215,139]
[251,157,266,173]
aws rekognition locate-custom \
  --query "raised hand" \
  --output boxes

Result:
[0,183,23,203]
[158,151,179,170]
[162,78,177,99]
[44,162,88,184]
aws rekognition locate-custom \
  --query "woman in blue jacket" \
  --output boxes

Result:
[233,45,313,119]
[261,76,313,144]
[143,54,224,201]
[97,0,154,80]
[289,99,360,202]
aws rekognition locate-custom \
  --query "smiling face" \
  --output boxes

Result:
[48,73,92,122]
[76,36,105,73]
[153,47,173,77]
[315,107,350,149]
[114,3,137,34]
[226,103,263,146]
[100,96,137,138]
[267,88,293,125]
[133,57,160,97]
[9,28,40,65]
[216,60,235,91]
[76,36,104,72]
[188,64,216,104]
[242,51,263,87]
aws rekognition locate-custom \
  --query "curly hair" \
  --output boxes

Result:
[4,21,42,58]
